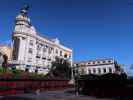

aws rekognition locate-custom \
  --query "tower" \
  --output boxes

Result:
[12,5,37,70]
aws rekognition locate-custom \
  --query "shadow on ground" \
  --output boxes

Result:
[113,96,133,100]
[0,96,35,100]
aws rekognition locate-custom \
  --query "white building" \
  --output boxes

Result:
[74,58,119,75]
[11,6,72,74]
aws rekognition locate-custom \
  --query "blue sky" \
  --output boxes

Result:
[0,0,133,74]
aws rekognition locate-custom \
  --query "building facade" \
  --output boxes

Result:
[74,58,119,75]
[0,45,12,65]
[12,6,72,74]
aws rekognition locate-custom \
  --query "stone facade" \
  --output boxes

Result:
[0,45,12,65]
[12,6,72,74]
[74,58,118,75]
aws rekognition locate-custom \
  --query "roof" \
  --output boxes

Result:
[37,32,72,52]
[37,32,53,42]
[74,58,115,64]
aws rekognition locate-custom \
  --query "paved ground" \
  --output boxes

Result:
[0,89,112,100]
[0,89,132,100]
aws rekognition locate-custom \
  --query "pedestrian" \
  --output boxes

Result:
[36,89,40,95]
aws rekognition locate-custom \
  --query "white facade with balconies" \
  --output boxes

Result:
[74,58,118,75]
[12,6,72,74]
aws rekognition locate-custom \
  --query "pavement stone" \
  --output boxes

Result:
[0,89,113,100]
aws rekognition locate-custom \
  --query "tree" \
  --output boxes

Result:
[2,54,8,72]
[48,57,72,79]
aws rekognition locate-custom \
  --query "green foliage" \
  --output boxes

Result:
[0,67,12,73]
[0,66,48,79]
[28,72,47,79]
[49,58,72,79]
[11,68,21,74]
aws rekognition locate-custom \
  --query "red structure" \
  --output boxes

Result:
[0,79,71,95]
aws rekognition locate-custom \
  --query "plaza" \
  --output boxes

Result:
[0,88,112,100]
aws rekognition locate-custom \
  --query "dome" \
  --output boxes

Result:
[16,14,23,19]
[15,5,31,26]
[16,14,30,23]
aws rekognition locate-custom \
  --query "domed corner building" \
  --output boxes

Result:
[11,5,72,74]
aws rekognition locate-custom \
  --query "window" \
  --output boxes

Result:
[42,57,46,60]
[12,37,20,60]
[69,55,71,58]
[64,54,67,58]
[93,68,96,73]
[29,40,33,46]
[43,46,47,52]
[36,56,40,58]
[109,68,112,73]
[36,53,41,58]
[103,61,106,63]
[97,61,100,64]
[28,48,33,54]
[46,45,48,48]
[103,68,106,73]
[48,58,51,61]
[37,44,41,50]
[88,62,91,65]
[81,69,85,74]
[60,51,62,56]
[98,68,101,74]
[92,61,95,64]
[28,58,32,62]
[88,69,91,74]
[48,47,52,54]
[22,37,25,40]
[56,49,58,54]
[108,60,111,63]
